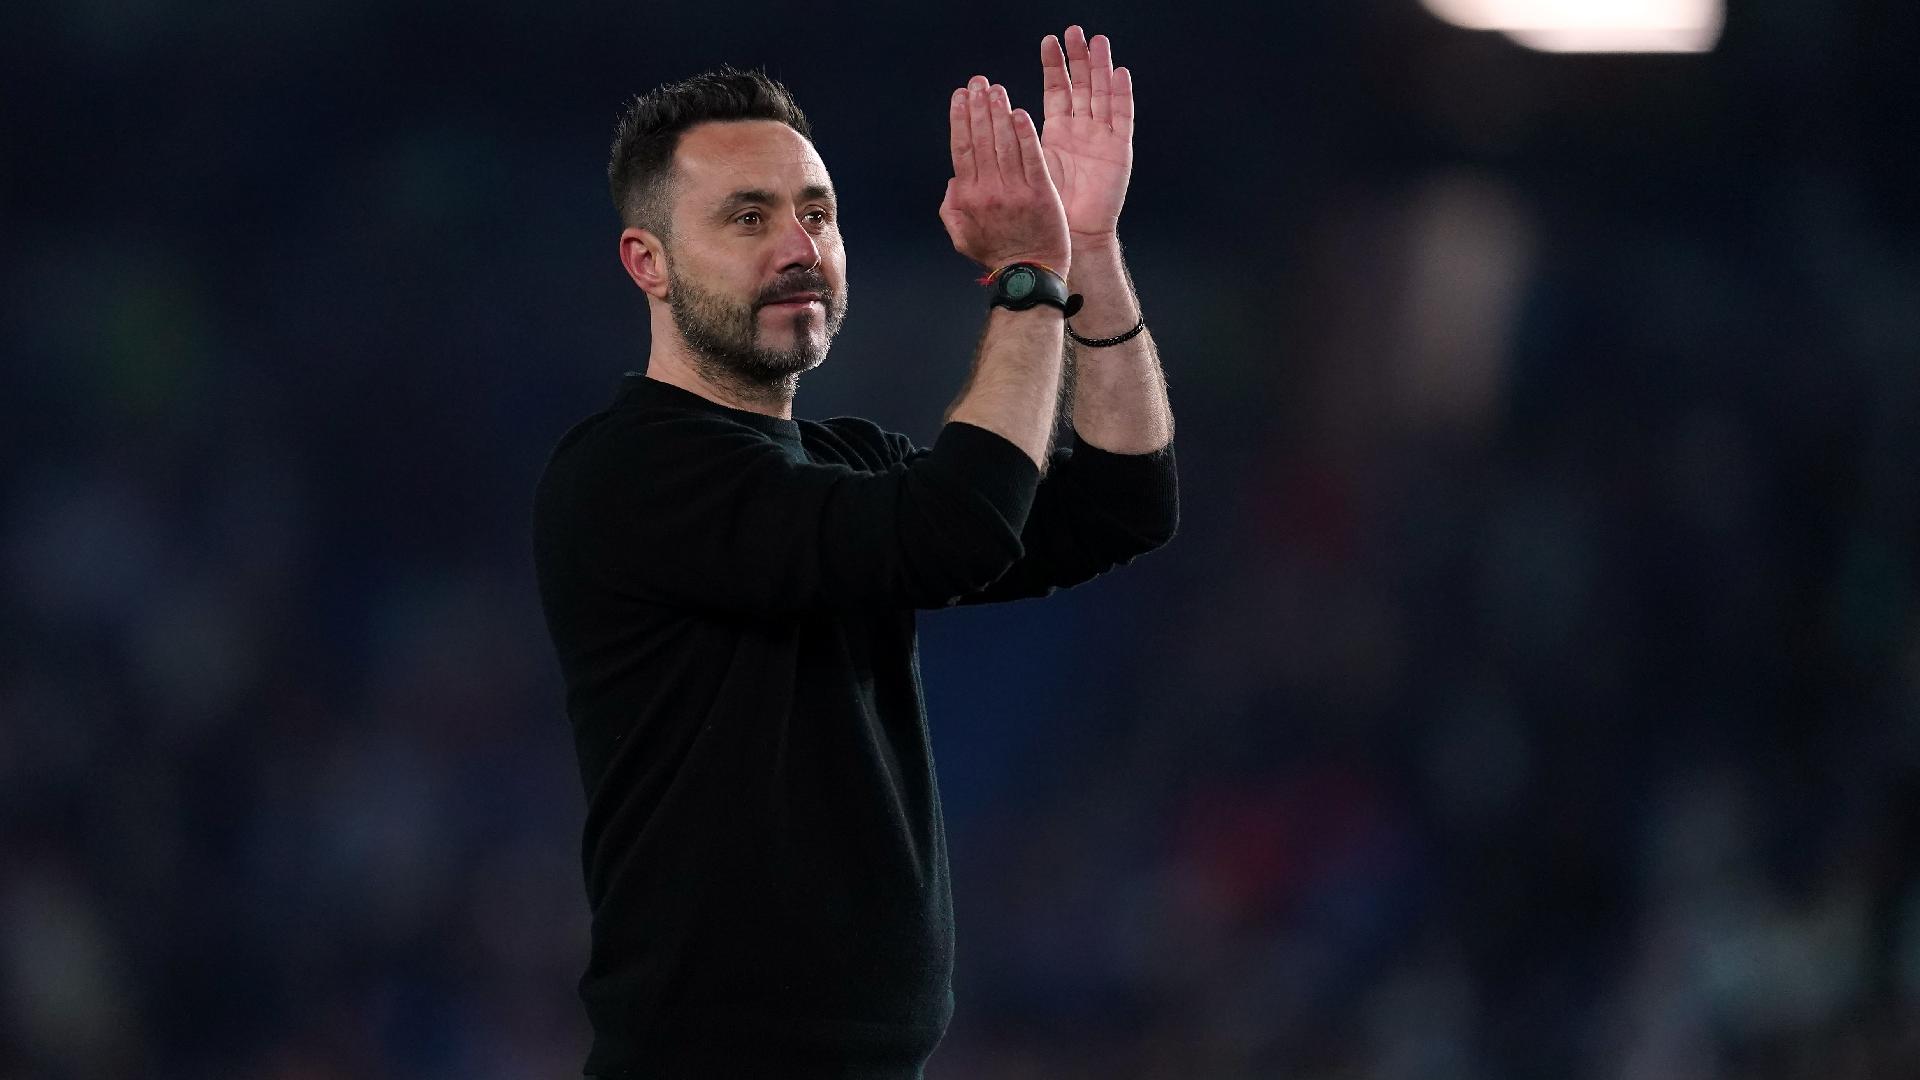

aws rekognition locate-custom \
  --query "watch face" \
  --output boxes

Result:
[1004,267,1036,300]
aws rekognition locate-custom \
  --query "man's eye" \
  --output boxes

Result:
[804,209,829,224]
[736,211,762,227]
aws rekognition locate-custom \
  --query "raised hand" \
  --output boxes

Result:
[939,76,1072,272]
[1040,26,1134,244]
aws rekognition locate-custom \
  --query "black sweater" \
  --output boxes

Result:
[531,372,1178,1078]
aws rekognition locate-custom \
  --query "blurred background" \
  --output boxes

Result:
[4,1,1919,1076]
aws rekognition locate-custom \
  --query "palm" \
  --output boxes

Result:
[1040,27,1135,240]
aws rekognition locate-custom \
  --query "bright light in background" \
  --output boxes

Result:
[1421,0,1724,53]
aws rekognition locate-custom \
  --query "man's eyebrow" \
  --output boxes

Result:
[715,188,777,211]
[713,185,838,212]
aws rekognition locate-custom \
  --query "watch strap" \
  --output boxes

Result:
[982,262,1084,318]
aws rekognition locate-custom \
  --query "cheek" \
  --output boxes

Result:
[679,244,755,288]
[820,238,847,280]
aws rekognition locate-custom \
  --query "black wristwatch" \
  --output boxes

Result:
[984,262,1083,318]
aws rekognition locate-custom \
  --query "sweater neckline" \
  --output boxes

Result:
[616,372,803,443]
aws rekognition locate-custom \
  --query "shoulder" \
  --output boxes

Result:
[576,402,772,452]
[543,405,790,495]
[802,414,922,471]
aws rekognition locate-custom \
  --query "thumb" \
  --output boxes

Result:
[938,179,963,228]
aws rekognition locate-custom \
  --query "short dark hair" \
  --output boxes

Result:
[608,66,813,237]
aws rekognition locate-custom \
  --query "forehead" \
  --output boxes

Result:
[671,120,830,205]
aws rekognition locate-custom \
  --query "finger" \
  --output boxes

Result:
[1065,24,1092,118]
[1012,108,1049,189]
[1089,34,1114,126]
[965,76,998,178]
[948,87,974,181]
[1040,33,1070,124]
[988,83,1020,186]
[1113,66,1135,142]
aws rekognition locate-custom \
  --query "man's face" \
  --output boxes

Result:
[660,120,847,387]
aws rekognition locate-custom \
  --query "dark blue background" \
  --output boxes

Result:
[4,2,1918,1076]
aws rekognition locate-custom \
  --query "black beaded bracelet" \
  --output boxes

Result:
[1066,316,1147,348]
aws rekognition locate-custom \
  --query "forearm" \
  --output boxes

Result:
[1065,236,1172,453]
[945,306,1069,471]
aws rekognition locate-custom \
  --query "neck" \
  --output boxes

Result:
[644,334,797,420]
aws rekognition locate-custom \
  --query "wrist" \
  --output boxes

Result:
[988,304,1065,321]
[1068,307,1143,341]
[1069,230,1122,254]
[982,261,1083,317]
[1060,241,1139,336]
[1065,235,1125,294]
[986,254,1069,278]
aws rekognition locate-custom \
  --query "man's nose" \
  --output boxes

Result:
[773,212,821,271]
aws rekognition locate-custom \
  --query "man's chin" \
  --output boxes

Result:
[751,334,829,372]
[733,348,826,382]
[766,352,827,377]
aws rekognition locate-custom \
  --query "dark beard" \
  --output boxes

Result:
[666,262,846,401]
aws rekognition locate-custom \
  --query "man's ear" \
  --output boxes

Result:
[619,227,670,301]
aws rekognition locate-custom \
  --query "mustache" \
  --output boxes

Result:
[755,271,834,308]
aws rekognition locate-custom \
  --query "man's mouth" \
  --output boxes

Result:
[763,292,824,310]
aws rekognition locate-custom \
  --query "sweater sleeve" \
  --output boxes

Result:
[934,432,1179,608]
[570,412,1041,613]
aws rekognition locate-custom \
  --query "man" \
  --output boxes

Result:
[532,25,1175,1077]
